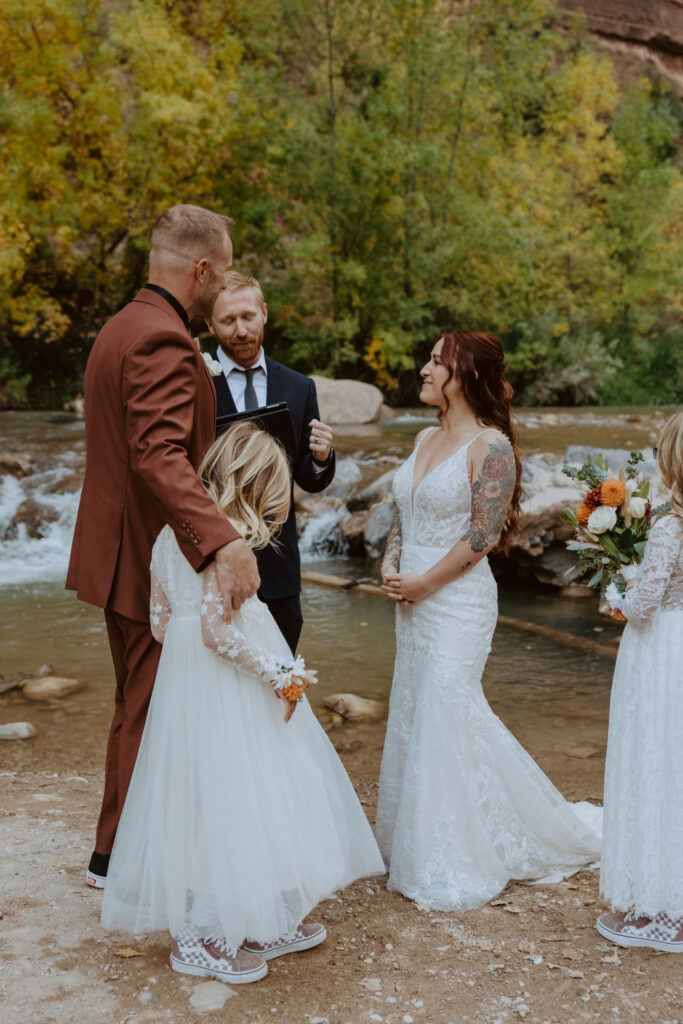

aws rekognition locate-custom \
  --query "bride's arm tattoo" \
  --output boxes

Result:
[464,440,516,553]
[382,510,402,573]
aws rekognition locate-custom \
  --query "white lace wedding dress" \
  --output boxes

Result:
[376,430,601,911]
[101,526,384,946]
[601,514,683,917]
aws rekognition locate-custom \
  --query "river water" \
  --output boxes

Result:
[0,406,667,769]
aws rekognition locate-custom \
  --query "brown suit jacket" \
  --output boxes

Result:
[66,287,238,621]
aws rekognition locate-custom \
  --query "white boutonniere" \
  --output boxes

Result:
[200,351,223,376]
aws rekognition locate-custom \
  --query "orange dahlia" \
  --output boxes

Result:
[600,479,626,507]
[282,681,306,702]
[575,502,592,525]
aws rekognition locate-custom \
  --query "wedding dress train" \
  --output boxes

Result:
[376,429,601,911]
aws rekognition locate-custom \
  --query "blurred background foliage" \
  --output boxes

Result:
[1,0,682,407]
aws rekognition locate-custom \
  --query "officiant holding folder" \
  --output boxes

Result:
[206,272,336,653]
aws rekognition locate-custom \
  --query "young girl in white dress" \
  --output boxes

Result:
[598,411,683,953]
[101,422,384,983]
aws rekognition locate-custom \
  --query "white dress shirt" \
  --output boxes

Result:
[216,347,268,412]
[215,345,328,473]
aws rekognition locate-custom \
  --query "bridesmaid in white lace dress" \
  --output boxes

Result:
[101,422,384,983]
[598,411,683,953]
[377,331,600,911]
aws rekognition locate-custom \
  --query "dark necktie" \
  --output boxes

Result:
[235,367,259,411]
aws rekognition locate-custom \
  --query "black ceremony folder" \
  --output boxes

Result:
[215,402,297,455]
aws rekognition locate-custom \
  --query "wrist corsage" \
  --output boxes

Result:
[271,655,316,702]
[604,581,627,621]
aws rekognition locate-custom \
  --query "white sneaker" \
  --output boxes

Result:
[243,922,327,961]
[170,928,268,983]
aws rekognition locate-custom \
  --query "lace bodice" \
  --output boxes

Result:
[392,428,505,549]
[149,525,291,684]
[620,515,683,624]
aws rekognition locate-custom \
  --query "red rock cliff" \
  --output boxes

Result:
[560,0,683,89]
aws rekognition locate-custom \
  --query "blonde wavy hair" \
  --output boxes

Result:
[198,422,291,549]
[657,410,683,520]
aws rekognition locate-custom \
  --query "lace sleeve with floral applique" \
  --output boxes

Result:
[620,516,683,625]
[150,571,172,644]
[200,564,294,684]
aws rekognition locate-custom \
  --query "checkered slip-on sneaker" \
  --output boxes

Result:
[243,922,327,961]
[597,911,683,953]
[170,929,268,983]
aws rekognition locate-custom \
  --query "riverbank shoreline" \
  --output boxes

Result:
[3,667,683,1023]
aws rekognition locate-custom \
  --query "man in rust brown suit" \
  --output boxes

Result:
[67,205,259,889]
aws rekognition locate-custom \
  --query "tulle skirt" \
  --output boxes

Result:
[601,608,683,917]
[101,609,384,945]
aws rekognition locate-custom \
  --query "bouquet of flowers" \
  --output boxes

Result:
[562,451,669,619]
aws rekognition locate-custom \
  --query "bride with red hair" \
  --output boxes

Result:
[377,331,601,911]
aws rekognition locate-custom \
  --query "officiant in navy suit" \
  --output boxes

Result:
[206,272,336,653]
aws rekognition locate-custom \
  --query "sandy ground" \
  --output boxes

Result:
[2,691,683,1024]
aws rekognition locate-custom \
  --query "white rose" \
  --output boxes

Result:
[201,352,223,377]
[587,505,617,534]
[625,496,647,519]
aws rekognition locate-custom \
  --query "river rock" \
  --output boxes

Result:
[3,498,59,541]
[311,376,384,424]
[324,693,387,722]
[363,499,397,559]
[46,472,84,495]
[188,980,235,1011]
[347,468,397,512]
[63,395,85,418]
[0,451,33,477]
[327,457,363,497]
[564,446,658,482]
[22,676,83,701]
[0,722,37,740]
[340,509,371,557]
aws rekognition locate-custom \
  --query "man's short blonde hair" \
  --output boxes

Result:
[221,271,266,308]
[151,204,233,261]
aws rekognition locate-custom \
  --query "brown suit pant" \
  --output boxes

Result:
[95,610,161,854]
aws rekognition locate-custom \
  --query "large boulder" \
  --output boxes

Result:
[363,499,397,559]
[310,376,384,424]
[511,455,584,558]
[347,467,397,512]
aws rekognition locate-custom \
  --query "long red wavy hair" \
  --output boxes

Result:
[437,331,522,551]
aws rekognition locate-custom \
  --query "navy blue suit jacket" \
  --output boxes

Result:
[212,351,336,599]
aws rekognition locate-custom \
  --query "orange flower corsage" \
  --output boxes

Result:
[272,656,317,702]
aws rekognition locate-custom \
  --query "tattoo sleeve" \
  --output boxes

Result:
[464,440,516,553]
[382,510,402,573]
